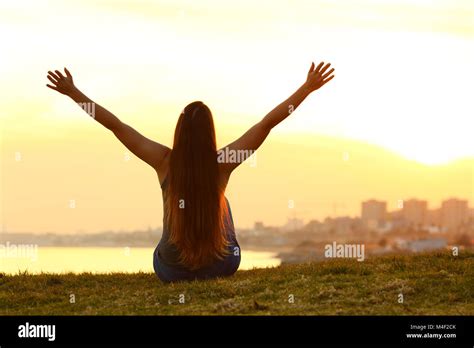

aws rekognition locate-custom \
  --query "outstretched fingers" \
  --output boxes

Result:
[319,63,332,76]
[47,75,58,85]
[314,61,325,75]
[55,70,66,79]
[47,71,60,82]
[64,67,72,79]
[322,68,335,80]
[323,74,335,85]
[46,84,59,91]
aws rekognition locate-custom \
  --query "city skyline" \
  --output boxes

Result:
[258,196,473,231]
[2,195,472,235]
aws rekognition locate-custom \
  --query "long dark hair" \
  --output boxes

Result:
[165,101,229,270]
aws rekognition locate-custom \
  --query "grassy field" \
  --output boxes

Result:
[1,251,473,315]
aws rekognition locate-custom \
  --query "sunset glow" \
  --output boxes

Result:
[1,0,473,233]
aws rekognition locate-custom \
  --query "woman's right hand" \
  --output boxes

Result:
[304,61,335,93]
[46,68,77,96]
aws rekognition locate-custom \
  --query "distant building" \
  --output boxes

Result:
[424,225,442,234]
[425,208,441,227]
[304,219,324,233]
[254,221,264,231]
[402,199,427,228]
[386,210,406,229]
[405,238,447,252]
[324,216,354,235]
[441,198,469,230]
[361,199,387,230]
[376,221,393,234]
[282,218,305,232]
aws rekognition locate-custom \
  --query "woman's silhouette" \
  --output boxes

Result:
[46,62,335,282]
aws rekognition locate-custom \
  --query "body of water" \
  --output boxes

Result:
[0,247,281,274]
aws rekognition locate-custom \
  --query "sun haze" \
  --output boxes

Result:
[1,0,472,233]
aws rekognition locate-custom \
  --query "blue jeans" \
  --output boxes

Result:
[153,242,241,283]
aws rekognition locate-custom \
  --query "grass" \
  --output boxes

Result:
[1,251,473,315]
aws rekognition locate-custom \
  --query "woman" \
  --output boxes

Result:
[46,61,335,282]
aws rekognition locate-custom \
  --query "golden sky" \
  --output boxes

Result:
[1,0,473,233]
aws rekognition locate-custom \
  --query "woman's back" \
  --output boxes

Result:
[153,155,241,282]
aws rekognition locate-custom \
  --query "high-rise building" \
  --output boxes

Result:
[440,198,469,230]
[402,199,427,227]
[361,199,387,229]
[426,208,441,226]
